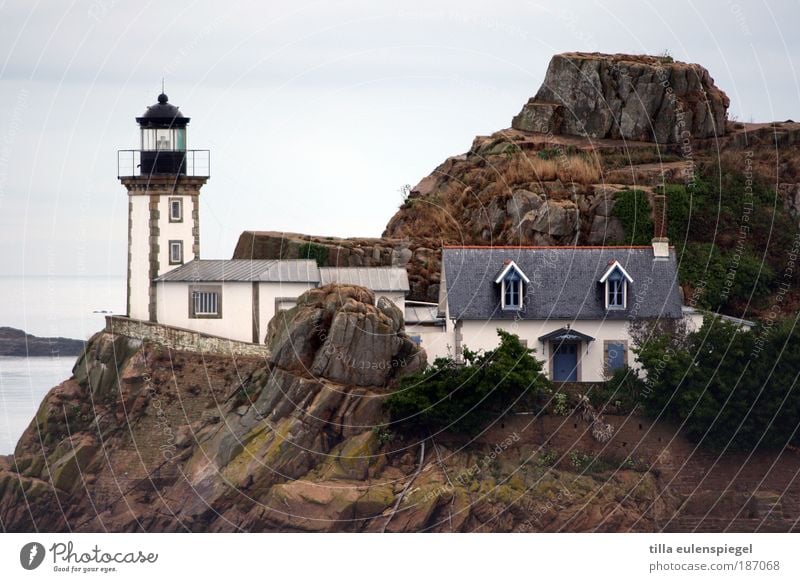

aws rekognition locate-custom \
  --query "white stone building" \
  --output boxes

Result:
[154,261,409,344]
[119,93,409,344]
[416,239,692,383]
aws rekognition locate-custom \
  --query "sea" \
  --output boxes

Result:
[0,275,125,455]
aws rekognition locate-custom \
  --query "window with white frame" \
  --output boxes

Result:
[599,261,632,311]
[190,285,222,318]
[169,198,183,222]
[495,261,529,311]
[607,272,625,308]
[168,240,183,265]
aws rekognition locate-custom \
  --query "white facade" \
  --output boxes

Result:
[409,318,638,381]
[458,319,634,381]
[123,176,205,322]
[156,194,196,274]
[156,281,254,342]
[128,195,151,320]
[155,278,406,345]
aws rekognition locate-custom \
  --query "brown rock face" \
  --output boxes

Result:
[512,52,730,143]
[0,285,429,532]
[266,284,425,387]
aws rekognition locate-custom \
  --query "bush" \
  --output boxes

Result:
[635,316,800,452]
[612,189,653,245]
[386,330,551,435]
[678,242,775,311]
[589,366,644,412]
[298,242,329,266]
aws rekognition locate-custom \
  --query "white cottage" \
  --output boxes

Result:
[419,239,690,383]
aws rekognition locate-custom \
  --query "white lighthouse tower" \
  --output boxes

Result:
[118,92,210,321]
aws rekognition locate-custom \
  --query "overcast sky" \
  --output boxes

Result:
[1,0,798,278]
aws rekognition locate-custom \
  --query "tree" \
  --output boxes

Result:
[634,316,800,452]
[386,330,550,435]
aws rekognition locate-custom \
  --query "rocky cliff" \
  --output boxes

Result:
[0,285,682,532]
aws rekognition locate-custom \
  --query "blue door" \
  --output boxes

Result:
[553,343,578,381]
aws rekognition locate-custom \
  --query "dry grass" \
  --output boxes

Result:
[501,152,601,186]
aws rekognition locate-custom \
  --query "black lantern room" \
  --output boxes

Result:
[135,93,189,175]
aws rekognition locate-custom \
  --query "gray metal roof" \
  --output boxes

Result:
[319,267,410,292]
[443,246,683,321]
[259,260,320,282]
[405,302,444,325]
[155,259,320,282]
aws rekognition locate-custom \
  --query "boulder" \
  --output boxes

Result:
[518,199,578,238]
[587,215,625,245]
[267,284,425,387]
[512,52,730,143]
[507,189,544,225]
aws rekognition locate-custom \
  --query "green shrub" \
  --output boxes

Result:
[611,189,653,245]
[535,449,559,467]
[635,316,800,452]
[551,392,570,416]
[298,242,329,266]
[678,242,775,310]
[386,330,551,435]
[589,366,643,412]
[660,183,692,243]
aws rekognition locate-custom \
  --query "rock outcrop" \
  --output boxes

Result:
[0,285,427,532]
[511,52,730,143]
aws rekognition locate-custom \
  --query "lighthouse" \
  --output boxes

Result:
[118,92,210,322]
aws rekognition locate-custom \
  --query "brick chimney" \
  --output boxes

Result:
[652,193,669,258]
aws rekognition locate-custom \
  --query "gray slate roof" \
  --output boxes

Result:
[319,267,409,292]
[443,246,683,321]
[155,259,320,282]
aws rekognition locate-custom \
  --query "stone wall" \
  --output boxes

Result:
[105,316,269,358]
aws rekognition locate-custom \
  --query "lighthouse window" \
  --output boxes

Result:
[169,198,183,222]
[189,286,222,319]
[169,240,183,265]
[155,129,173,150]
[175,128,186,150]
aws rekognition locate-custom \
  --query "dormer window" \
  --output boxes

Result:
[504,272,522,309]
[599,260,633,311]
[607,271,625,308]
[495,260,530,311]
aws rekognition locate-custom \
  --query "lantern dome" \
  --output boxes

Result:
[136,93,189,128]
